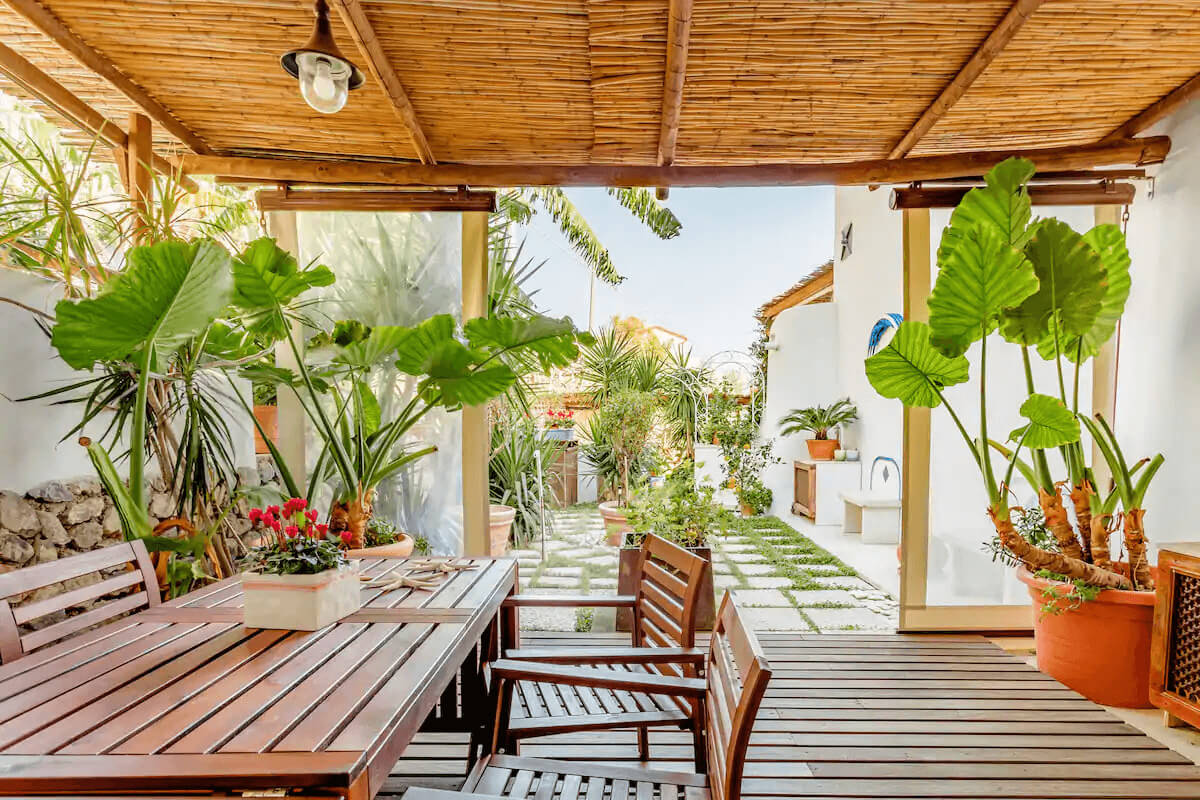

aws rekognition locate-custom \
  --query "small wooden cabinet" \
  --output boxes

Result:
[1151,543,1200,729]
[791,459,862,526]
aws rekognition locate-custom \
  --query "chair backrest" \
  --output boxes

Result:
[631,533,709,653]
[704,592,772,800]
[0,539,160,663]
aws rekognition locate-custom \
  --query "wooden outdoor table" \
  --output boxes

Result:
[0,556,517,799]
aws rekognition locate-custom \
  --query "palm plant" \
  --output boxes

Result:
[779,399,858,440]
[489,408,561,545]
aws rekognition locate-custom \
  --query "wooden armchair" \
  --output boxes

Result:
[413,593,770,800]
[0,539,160,663]
[497,533,710,761]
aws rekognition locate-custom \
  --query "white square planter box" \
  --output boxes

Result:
[241,564,361,631]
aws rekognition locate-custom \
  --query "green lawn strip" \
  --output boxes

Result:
[723,513,858,590]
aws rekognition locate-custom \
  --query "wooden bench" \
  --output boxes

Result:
[499,534,710,763]
[0,539,160,663]
[840,491,902,543]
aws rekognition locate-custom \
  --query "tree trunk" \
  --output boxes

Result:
[1090,513,1114,571]
[1123,508,1154,590]
[989,508,1130,590]
[1038,486,1084,560]
[1068,482,1094,563]
[330,489,374,549]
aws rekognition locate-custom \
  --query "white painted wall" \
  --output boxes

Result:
[0,270,256,492]
[1114,100,1200,551]
[759,302,840,514]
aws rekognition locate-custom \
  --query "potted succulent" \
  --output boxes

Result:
[347,517,415,559]
[779,398,858,460]
[543,408,576,441]
[865,157,1162,707]
[620,469,718,630]
[241,497,360,630]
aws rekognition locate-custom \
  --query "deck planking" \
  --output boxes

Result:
[387,631,1200,800]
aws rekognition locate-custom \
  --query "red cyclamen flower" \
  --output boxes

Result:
[285,525,299,538]
[340,530,354,545]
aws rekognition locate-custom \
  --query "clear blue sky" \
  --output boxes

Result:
[516,187,835,360]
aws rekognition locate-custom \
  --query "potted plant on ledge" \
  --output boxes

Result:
[241,497,360,631]
[779,398,858,460]
[865,157,1162,708]
[543,407,576,441]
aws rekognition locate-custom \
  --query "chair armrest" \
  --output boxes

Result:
[503,646,706,665]
[502,594,637,609]
[490,659,706,698]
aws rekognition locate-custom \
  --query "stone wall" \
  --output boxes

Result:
[0,456,282,576]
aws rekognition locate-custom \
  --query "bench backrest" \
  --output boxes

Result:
[705,592,772,800]
[0,539,160,662]
[631,533,708,654]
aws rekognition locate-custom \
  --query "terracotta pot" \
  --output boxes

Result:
[489,504,516,557]
[598,501,631,547]
[1017,565,1157,708]
[740,503,755,517]
[344,534,414,560]
[617,544,715,632]
[253,405,278,455]
[806,438,839,460]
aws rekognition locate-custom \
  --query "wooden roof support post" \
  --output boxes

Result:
[1090,204,1123,493]
[461,212,489,557]
[266,211,307,483]
[1104,72,1200,141]
[1,0,213,155]
[126,113,153,243]
[655,0,693,200]
[330,0,436,164]
[898,207,931,630]
[887,0,1047,159]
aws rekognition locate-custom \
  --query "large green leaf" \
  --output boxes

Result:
[864,321,970,408]
[1042,224,1131,363]
[231,237,334,337]
[419,340,517,406]
[928,222,1038,358]
[937,157,1036,267]
[52,239,233,370]
[464,314,582,372]
[393,314,459,376]
[335,325,414,369]
[999,219,1107,348]
[1009,393,1080,449]
[352,379,382,437]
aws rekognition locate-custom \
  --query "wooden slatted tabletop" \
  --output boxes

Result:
[387,630,1200,800]
[0,557,516,798]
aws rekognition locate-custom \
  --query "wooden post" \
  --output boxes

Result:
[1091,204,1122,491]
[899,208,932,622]
[266,210,307,483]
[461,212,490,556]
[127,113,153,242]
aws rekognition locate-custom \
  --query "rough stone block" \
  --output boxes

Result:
[26,479,74,503]
[0,533,35,564]
[0,491,39,535]
[70,521,104,549]
[37,511,70,545]
[65,496,105,525]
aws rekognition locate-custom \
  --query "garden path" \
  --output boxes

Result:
[510,505,899,632]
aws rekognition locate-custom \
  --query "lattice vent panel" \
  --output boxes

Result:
[1168,572,1200,701]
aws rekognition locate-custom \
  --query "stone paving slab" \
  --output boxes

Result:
[729,588,791,607]
[724,552,768,564]
[789,589,866,606]
[732,562,776,575]
[810,575,878,591]
[801,606,896,631]
[737,606,813,631]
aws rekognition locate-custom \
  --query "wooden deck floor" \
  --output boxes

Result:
[388,631,1200,800]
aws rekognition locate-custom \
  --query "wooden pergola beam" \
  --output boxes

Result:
[330,0,436,165]
[181,137,1170,188]
[1104,72,1200,141]
[256,188,496,212]
[655,0,693,199]
[0,0,213,155]
[887,0,1047,159]
[0,41,195,189]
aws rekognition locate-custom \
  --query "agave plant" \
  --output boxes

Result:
[779,398,858,440]
[865,157,1161,591]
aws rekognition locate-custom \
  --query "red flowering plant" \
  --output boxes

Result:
[545,408,575,430]
[244,497,349,575]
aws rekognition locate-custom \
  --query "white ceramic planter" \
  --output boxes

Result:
[241,564,361,631]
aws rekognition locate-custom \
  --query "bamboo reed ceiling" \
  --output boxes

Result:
[0,0,1198,170]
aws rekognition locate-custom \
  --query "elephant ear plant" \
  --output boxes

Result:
[865,157,1162,592]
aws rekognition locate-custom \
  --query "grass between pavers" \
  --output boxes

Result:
[720,513,857,591]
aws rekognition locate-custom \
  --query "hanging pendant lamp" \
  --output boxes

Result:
[281,0,365,114]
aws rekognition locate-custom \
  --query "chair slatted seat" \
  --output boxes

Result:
[410,593,770,800]
[0,539,160,663]
[498,534,710,762]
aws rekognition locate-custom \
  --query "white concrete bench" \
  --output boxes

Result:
[841,491,901,544]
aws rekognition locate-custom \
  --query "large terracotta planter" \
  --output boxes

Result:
[345,534,415,560]
[489,504,516,557]
[253,404,278,455]
[1018,565,1157,708]
[598,501,631,547]
[616,544,715,632]
[806,438,839,460]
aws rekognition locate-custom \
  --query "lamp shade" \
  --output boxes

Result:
[281,0,365,114]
